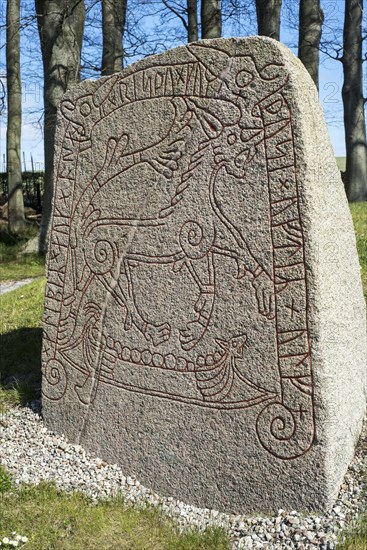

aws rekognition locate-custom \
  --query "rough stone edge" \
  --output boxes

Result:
[271,39,367,506]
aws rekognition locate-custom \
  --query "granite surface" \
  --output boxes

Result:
[42,37,367,514]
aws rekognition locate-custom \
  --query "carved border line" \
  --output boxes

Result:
[255,89,315,459]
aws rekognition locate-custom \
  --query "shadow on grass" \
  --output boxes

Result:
[0,224,39,256]
[0,327,42,406]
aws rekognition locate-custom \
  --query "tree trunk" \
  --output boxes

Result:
[35,0,85,251]
[102,0,127,76]
[6,0,26,233]
[187,0,198,42]
[201,0,221,39]
[342,0,367,201]
[255,0,282,40]
[298,0,323,89]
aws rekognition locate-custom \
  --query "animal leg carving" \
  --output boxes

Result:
[234,255,275,320]
[141,138,186,179]
[143,322,172,347]
[251,266,275,320]
[73,302,105,405]
[180,289,215,350]
[179,254,215,350]
[115,258,171,347]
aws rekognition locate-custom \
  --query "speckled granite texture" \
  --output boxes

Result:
[42,37,367,514]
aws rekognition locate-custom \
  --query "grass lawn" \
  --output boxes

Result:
[0,225,45,282]
[339,520,367,550]
[0,278,45,412]
[336,157,346,172]
[350,202,367,300]
[0,468,230,549]
[0,203,366,548]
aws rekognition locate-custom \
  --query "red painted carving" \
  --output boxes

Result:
[42,45,315,460]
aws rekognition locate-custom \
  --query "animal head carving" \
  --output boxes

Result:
[182,95,264,178]
[180,50,288,178]
[215,334,248,359]
[60,76,119,147]
[184,97,241,138]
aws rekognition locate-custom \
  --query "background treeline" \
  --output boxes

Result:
[1,0,366,251]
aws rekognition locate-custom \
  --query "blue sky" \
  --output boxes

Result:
[0,0,365,170]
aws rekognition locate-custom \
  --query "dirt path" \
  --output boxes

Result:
[0,278,35,296]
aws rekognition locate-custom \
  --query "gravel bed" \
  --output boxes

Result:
[0,402,366,549]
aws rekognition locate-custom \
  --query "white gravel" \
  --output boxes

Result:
[0,402,366,550]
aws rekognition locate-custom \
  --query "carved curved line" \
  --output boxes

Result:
[202,364,235,402]
[99,375,276,410]
[196,361,231,393]
[256,402,315,460]
[42,359,68,401]
[195,359,227,383]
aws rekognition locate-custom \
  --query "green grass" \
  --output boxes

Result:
[350,202,367,299]
[339,522,367,550]
[0,225,45,282]
[0,278,45,411]
[0,470,230,550]
[336,157,346,172]
[0,465,13,494]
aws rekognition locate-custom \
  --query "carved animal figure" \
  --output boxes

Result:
[43,43,317,460]
[57,48,288,403]
[65,95,274,350]
[196,333,248,401]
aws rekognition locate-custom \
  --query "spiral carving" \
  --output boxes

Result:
[179,221,215,259]
[256,402,313,459]
[42,359,68,401]
[85,238,117,275]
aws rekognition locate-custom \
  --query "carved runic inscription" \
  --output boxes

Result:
[43,43,315,460]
